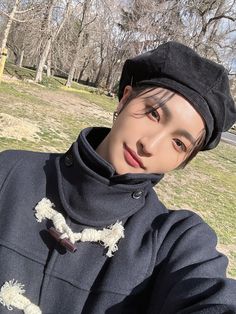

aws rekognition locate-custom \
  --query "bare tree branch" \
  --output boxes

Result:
[0,9,11,18]
[0,8,35,23]
[80,14,97,33]
[209,14,235,23]
[15,7,36,14]
[202,14,235,34]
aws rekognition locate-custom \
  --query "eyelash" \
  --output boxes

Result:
[146,107,160,122]
[173,139,187,152]
[146,106,187,153]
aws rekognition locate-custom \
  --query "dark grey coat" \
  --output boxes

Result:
[0,127,235,314]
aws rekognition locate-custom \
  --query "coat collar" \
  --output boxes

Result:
[56,127,164,227]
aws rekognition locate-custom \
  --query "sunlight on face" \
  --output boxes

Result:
[96,86,205,174]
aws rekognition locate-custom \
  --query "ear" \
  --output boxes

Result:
[116,85,133,112]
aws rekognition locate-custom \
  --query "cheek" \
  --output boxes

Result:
[113,112,146,138]
[107,118,130,152]
[154,144,185,172]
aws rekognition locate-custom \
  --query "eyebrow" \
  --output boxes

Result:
[159,104,172,123]
[151,97,197,145]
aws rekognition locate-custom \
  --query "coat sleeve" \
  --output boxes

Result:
[147,210,236,313]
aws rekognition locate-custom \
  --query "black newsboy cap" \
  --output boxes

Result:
[118,41,236,150]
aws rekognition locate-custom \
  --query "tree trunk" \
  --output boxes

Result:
[208,2,224,42]
[35,38,51,83]
[15,48,24,67]
[77,58,89,81]
[35,0,71,83]
[105,68,112,89]
[65,49,80,87]
[47,50,52,77]
[78,69,84,81]
[65,36,82,87]
[94,58,104,87]
[78,67,86,81]
[65,0,92,87]
[0,0,19,55]
[34,0,55,83]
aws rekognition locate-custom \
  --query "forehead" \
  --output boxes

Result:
[139,87,198,115]
[138,86,171,99]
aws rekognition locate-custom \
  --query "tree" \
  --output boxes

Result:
[0,0,36,56]
[35,0,72,83]
[65,0,97,87]
[0,0,234,88]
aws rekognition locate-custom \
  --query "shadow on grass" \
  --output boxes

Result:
[215,154,236,164]
[4,65,35,80]
[54,77,65,85]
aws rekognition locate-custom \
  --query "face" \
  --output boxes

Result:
[96,86,205,174]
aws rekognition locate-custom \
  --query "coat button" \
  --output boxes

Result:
[132,190,143,199]
[64,154,73,167]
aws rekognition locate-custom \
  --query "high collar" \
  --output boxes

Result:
[56,127,164,227]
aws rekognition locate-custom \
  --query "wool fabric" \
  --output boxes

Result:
[118,41,236,150]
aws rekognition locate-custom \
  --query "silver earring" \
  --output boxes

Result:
[113,111,118,123]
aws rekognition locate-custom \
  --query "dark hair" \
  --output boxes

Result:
[119,85,206,169]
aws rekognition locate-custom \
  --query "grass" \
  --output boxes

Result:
[1,64,236,278]
[4,62,117,112]
[157,144,236,244]
[61,86,117,112]
[157,142,236,278]
[4,63,36,81]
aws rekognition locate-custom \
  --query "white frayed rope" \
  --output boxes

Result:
[35,198,125,257]
[0,280,41,313]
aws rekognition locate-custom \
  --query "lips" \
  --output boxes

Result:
[123,144,144,169]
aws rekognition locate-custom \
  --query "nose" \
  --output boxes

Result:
[138,132,166,156]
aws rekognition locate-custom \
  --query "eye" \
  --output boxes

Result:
[173,139,187,152]
[146,108,160,122]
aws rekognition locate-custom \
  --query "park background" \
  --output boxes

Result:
[0,0,235,278]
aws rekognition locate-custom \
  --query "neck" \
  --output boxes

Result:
[95,133,110,164]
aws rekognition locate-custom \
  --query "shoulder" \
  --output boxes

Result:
[147,209,236,312]
[0,149,58,172]
[0,150,34,181]
[156,208,213,236]
[154,208,210,237]
[153,208,224,266]
[0,149,60,189]
[148,195,214,248]
[0,149,61,164]
[146,209,236,312]
[0,149,50,162]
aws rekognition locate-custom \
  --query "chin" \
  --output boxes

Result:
[119,166,145,175]
[113,163,130,175]
[113,166,126,175]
